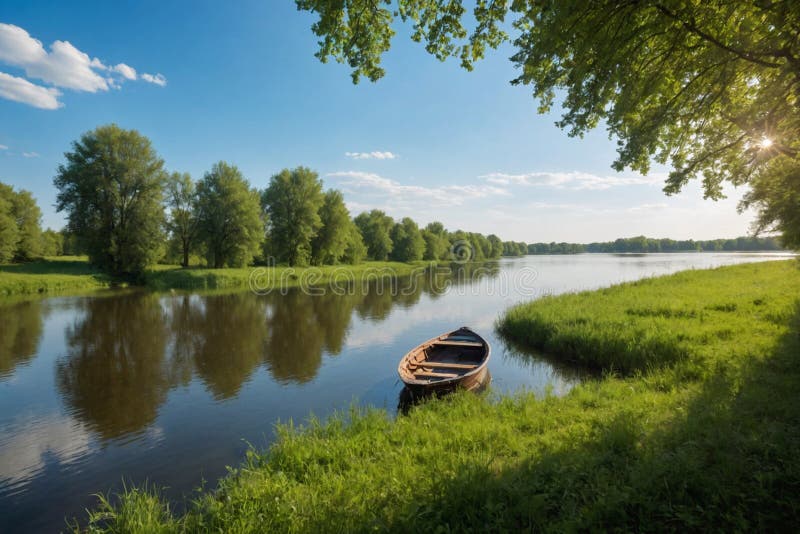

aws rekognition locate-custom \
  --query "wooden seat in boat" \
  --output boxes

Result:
[412,361,479,370]
[414,370,459,378]
[433,340,484,347]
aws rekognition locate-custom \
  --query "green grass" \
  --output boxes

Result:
[0,257,435,297]
[498,261,799,374]
[76,260,800,532]
[0,256,114,296]
[143,261,433,292]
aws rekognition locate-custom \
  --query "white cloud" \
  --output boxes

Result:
[330,172,752,242]
[327,171,508,208]
[113,62,137,80]
[0,24,109,91]
[345,151,397,160]
[22,151,39,158]
[0,144,7,150]
[484,199,671,231]
[527,201,589,211]
[0,71,61,109]
[0,23,165,108]
[0,23,44,64]
[0,414,93,488]
[627,202,668,212]
[481,171,663,190]
[343,199,373,214]
[141,72,167,86]
[519,200,674,216]
[477,181,756,242]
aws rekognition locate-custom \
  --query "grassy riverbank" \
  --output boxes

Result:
[498,260,798,374]
[0,257,433,297]
[143,261,431,292]
[78,260,800,531]
[0,257,114,297]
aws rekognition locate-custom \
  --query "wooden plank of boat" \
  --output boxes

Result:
[398,326,491,392]
[414,371,459,379]
[439,336,482,342]
[412,361,478,370]
[433,340,484,347]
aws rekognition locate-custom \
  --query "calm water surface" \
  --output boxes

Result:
[0,253,793,532]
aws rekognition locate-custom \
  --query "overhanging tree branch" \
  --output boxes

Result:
[654,4,783,69]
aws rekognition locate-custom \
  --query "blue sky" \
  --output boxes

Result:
[0,0,753,242]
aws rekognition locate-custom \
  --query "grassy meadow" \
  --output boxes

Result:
[0,256,434,297]
[498,260,796,374]
[77,260,800,531]
[0,256,115,297]
[143,260,432,292]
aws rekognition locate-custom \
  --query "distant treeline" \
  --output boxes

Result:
[1,125,524,276]
[527,235,784,255]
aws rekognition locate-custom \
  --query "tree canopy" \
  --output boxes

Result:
[342,223,368,264]
[0,184,19,263]
[311,189,354,265]
[0,182,63,262]
[354,209,395,261]
[296,1,800,247]
[18,125,523,272]
[40,229,64,257]
[262,167,325,266]
[196,162,264,268]
[7,188,43,261]
[421,222,451,261]
[487,234,503,259]
[390,217,425,262]
[54,125,166,276]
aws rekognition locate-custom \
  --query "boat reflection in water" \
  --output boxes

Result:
[397,370,492,415]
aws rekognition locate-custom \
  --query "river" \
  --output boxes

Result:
[0,252,792,532]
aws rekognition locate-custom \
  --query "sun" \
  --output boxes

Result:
[759,137,774,149]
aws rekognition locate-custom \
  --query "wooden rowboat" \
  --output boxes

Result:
[398,327,490,393]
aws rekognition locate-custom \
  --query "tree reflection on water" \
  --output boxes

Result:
[49,266,501,440]
[0,299,44,380]
[56,294,170,440]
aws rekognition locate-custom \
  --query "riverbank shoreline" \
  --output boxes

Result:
[76,260,800,531]
[2,253,794,299]
[0,256,115,297]
[0,257,443,298]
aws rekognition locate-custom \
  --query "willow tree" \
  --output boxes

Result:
[296,0,800,247]
[54,125,166,276]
